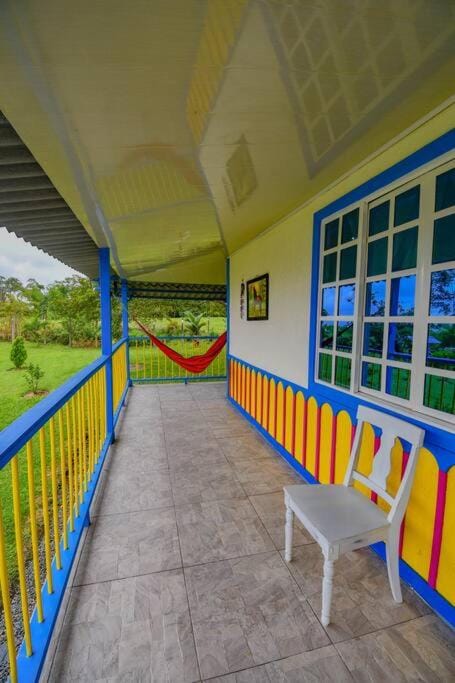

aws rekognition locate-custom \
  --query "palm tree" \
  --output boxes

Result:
[183,311,206,337]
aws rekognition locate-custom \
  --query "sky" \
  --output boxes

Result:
[0,227,81,285]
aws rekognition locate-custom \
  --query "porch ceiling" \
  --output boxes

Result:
[0,0,454,283]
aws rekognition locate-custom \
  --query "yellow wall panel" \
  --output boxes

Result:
[437,466,455,604]
[245,368,251,414]
[276,383,284,445]
[241,365,246,409]
[256,372,262,424]
[377,439,404,513]
[284,386,294,454]
[354,422,375,498]
[305,397,318,477]
[294,392,305,464]
[261,375,269,428]
[250,370,256,419]
[319,403,333,484]
[334,411,352,484]
[268,379,276,437]
[401,448,438,580]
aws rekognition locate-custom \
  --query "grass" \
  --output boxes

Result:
[0,341,99,585]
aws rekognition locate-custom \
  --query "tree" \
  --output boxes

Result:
[24,363,45,394]
[47,276,99,346]
[10,336,27,368]
[183,311,206,336]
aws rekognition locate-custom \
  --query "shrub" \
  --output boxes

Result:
[10,336,27,368]
[24,363,45,394]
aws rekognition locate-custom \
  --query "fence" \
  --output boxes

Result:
[0,338,129,682]
[129,334,227,383]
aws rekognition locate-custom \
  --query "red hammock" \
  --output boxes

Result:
[135,319,227,374]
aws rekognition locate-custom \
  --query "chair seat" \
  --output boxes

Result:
[284,484,389,546]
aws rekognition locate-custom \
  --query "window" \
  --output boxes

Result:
[316,160,455,420]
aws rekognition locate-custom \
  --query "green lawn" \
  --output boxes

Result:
[0,341,99,584]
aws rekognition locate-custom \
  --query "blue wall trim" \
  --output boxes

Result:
[227,392,455,629]
[307,130,455,465]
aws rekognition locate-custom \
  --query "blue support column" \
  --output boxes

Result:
[99,248,114,441]
[226,257,230,397]
[121,279,132,386]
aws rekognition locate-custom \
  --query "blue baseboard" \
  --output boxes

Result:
[228,395,455,629]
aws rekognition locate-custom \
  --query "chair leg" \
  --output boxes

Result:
[284,505,293,562]
[386,529,402,603]
[321,557,335,626]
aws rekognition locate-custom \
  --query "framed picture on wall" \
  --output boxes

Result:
[247,273,269,320]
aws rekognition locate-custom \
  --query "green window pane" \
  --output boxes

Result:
[321,286,336,316]
[386,366,411,400]
[361,361,381,391]
[433,214,455,265]
[341,208,359,243]
[336,321,353,352]
[367,237,388,276]
[365,280,386,316]
[323,252,337,283]
[427,324,455,371]
[335,356,351,389]
[392,226,418,272]
[318,353,332,382]
[324,218,339,250]
[390,275,415,316]
[339,245,357,280]
[424,374,455,415]
[387,323,413,363]
[369,200,389,235]
[394,185,420,226]
[363,322,384,358]
[320,322,334,349]
[435,168,455,212]
[430,269,455,316]
[338,284,355,316]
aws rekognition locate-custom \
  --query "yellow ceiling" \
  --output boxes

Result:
[0,0,454,283]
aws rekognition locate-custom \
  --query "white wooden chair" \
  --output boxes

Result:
[284,405,424,626]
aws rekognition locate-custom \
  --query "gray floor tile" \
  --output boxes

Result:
[171,464,246,506]
[218,435,278,463]
[185,552,329,679]
[96,468,173,515]
[336,614,455,682]
[176,499,274,565]
[284,545,430,642]
[167,445,229,471]
[74,508,181,585]
[206,645,353,681]
[229,457,300,495]
[50,571,199,682]
[249,492,314,550]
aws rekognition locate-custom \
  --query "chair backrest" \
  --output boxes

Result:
[343,405,425,524]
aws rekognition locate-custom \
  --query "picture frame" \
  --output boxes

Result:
[246,273,269,321]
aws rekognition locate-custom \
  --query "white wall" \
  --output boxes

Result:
[229,211,312,387]
[229,104,455,389]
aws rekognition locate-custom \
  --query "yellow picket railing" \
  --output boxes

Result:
[112,339,128,411]
[0,363,110,682]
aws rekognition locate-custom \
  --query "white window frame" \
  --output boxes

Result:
[316,154,455,425]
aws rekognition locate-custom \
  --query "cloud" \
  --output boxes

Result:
[0,227,83,285]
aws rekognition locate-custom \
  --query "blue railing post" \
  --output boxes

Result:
[99,248,114,442]
[121,279,132,386]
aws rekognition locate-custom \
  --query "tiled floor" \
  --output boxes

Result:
[48,383,455,682]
